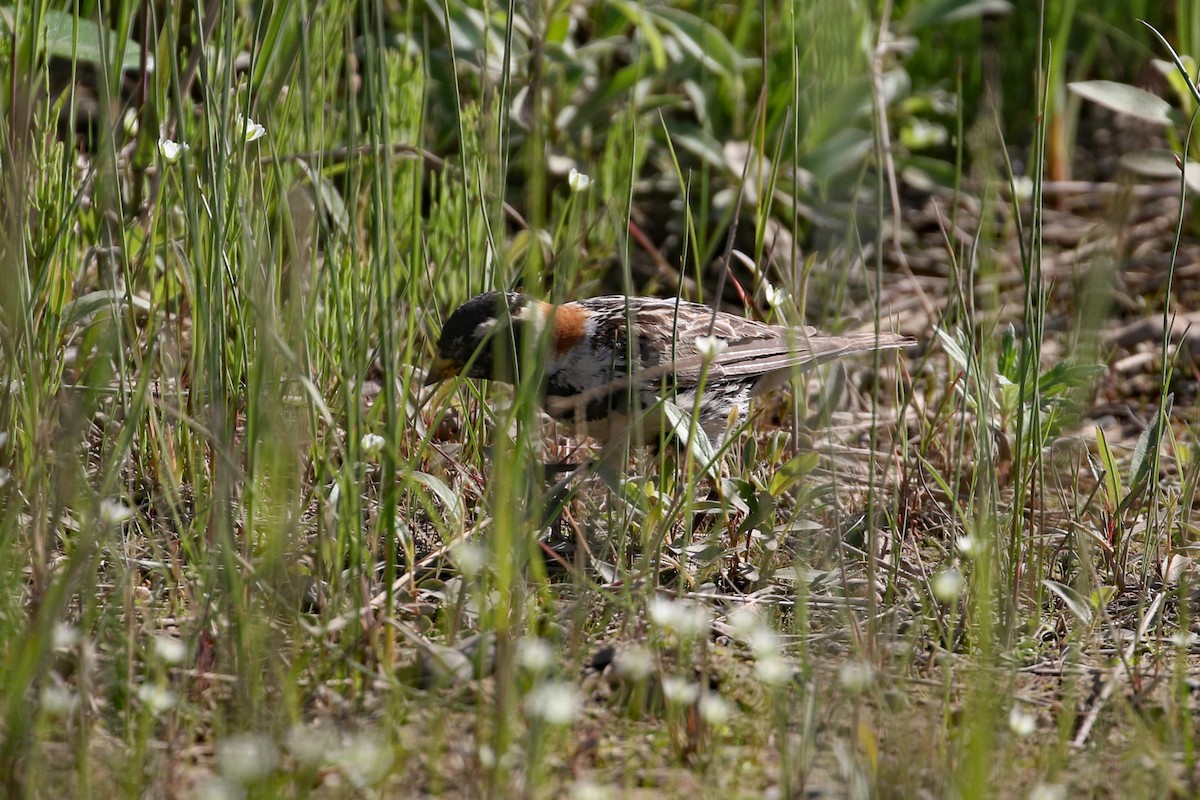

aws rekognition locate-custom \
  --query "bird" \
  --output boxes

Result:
[425,291,915,450]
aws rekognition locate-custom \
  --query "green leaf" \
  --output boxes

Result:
[661,399,720,477]
[652,6,745,81]
[1094,425,1122,507]
[1038,362,1106,397]
[1068,80,1174,126]
[1042,579,1093,626]
[412,471,463,528]
[769,451,819,497]
[906,0,1013,31]
[1119,149,1200,193]
[935,326,970,373]
[1128,395,1172,495]
[61,290,152,329]
[0,8,146,71]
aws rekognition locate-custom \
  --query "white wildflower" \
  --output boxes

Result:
[331,733,393,788]
[698,692,731,724]
[158,138,188,164]
[647,597,711,638]
[661,677,700,706]
[517,638,555,674]
[572,781,611,800]
[956,535,979,557]
[567,168,591,192]
[1029,783,1066,800]
[154,635,186,664]
[1170,631,1199,648]
[755,655,791,686]
[237,113,266,143]
[99,499,134,525]
[612,646,654,680]
[451,541,485,577]
[53,623,80,649]
[524,681,580,725]
[1008,706,1036,736]
[216,732,279,782]
[694,335,728,362]
[285,724,338,767]
[192,777,243,800]
[122,108,140,137]
[40,685,78,715]
[137,684,177,712]
[838,660,874,693]
[931,567,963,603]
[360,433,386,458]
[764,284,788,308]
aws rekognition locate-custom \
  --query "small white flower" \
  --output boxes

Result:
[360,433,386,458]
[1029,783,1066,800]
[330,733,393,788]
[192,777,243,800]
[40,685,78,716]
[747,627,780,659]
[763,284,788,308]
[158,138,188,164]
[137,684,177,712]
[99,499,134,525]
[524,681,580,725]
[612,646,654,680]
[755,655,790,686]
[237,113,266,143]
[154,635,186,664]
[1170,631,1199,648]
[122,108,140,137]
[694,335,728,362]
[931,567,963,603]
[517,638,554,674]
[217,732,279,782]
[647,597,711,638]
[726,606,764,635]
[53,623,80,649]
[572,781,611,800]
[1011,175,1034,202]
[838,660,874,693]
[1008,706,1036,736]
[698,692,731,724]
[285,724,338,766]
[567,168,591,192]
[451,541,485,577]
[956,535,979,556]
[661,677,700,706]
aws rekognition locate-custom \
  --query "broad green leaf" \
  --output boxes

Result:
[61,290,152,328]
[0,8,146,71]
[935,326,971,373]
[413,471,463,528]
[800,128,873,184]
[1094,425,1122,506]
[906,0,1013,31]
[662,399,720,477]
[1119,149,1200,193]
[1038,362,1106,397]
[1129,395,1172,493]
[1042,579,1093,626]
[1068,80,1174,126]
[652,6,745,81]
